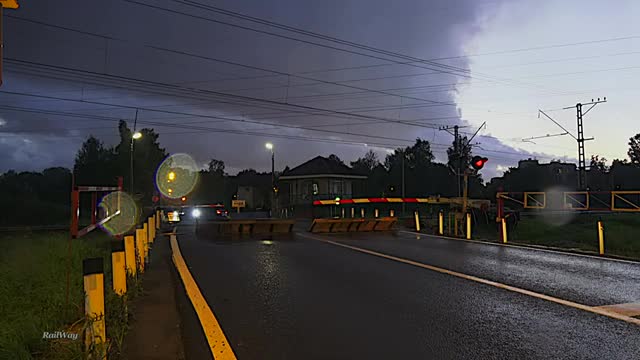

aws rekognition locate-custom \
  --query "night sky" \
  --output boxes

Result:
[3,0,636,178]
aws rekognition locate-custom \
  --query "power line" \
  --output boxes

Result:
[6,14,460,114]
[432,35,640,61]
[2,63,583,160]
[0,99,422,145]
[5,58,441,130]
[0,101,563,162]
[6,60,463,130]
[136,0,565,95]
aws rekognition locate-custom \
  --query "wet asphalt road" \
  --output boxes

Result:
[176,226,640,359]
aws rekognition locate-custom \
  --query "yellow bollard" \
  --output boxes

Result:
[501,217,508,243]
[438,211,444,235]
[135,228,145,272]
[351,208,355,218]
[124,235,136,276]
[390,209,395,217]
[598,220,605,255]
[414,211,420,232]
[374,209,379,218]
[83,258,107,359]
[148,217,155,243]
[156,210,160,229]
[466,213,472,240]
[143,222,149,262]
[360,208,365,218]
[111,241,127,295]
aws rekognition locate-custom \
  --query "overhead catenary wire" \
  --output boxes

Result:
[129,0,567,96]
[6,13,462,112]
[5,58,442,130]
[2,63,585,160]
[0,102,561,163]
[8,14,632,122]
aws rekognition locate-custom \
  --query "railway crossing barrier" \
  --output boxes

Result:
[196,219,296,236]
[308,217,397,233]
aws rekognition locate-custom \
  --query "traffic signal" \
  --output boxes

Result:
[471,156,488,170]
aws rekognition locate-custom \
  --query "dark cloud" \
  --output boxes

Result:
[0,0,550,178]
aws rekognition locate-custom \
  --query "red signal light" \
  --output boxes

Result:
[471,156,488,170]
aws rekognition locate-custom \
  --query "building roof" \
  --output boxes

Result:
[280,156,367,180]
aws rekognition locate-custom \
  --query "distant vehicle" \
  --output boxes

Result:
[164,208,181,223]
[184,204,229,221]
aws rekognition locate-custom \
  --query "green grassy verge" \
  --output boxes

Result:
[0,231,142,360]
[472,213,640,259]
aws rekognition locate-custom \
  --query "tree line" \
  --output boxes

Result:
[2,123,640,225]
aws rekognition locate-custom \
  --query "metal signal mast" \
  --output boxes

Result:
[525,97,606,190]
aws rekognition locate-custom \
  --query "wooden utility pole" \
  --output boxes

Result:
[0,1,20,86]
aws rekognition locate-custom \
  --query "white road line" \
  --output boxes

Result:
[298,232,640,326]
[399,230,640,265]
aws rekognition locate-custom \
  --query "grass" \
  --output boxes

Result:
[0,230,143,360]
[472,212,640,259]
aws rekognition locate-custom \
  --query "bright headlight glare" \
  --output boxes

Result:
[192,209,201,218]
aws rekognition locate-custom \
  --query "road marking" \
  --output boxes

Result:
[170,234,237,360]
[400,230,640,265]
[298,232,640,326]
[595,302,640,317]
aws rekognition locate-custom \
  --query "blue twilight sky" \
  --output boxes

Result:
[0,0,638,179]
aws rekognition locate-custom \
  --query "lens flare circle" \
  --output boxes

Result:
[539,186,577,226]
[99,191,138,236]
[156,153,199,199]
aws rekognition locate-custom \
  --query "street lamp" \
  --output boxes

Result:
[266,142,275,217]
[385,148,405,216]
[129,110,142,193]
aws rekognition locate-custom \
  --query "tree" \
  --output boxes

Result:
[113,121,168,201]
[207,159,225,176]
[384,138,435,171]
[74,135,116,185]
[447,135,472,171]
[350,150,379,174]
[590,155,609,172]
[406,138,435,169]
[628,133,640,164]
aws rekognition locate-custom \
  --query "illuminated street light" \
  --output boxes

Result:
[132,131,142,140]
[265,142,275,217]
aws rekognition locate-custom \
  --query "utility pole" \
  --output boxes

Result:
[440,124,465,197]
[130,109,138,193]
[454,125,460,197]
[576,103,586,189]
[440,122,485,236]
[1,1,21,86]
[401,149,405,216]
[528,97,606,190]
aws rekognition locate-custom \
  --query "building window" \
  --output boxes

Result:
[330,180,344,195]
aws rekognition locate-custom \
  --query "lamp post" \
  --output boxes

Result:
[129,110,142,193]
[265,142,275,217]
[401,149,405,217]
